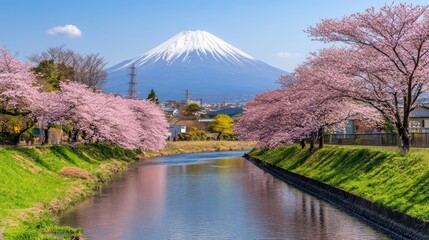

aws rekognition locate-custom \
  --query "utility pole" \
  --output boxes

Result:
[128,63,137,99]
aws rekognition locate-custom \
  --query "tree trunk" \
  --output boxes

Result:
[217,132,222,140]
[300,139,306,149]
[309,132,316,152]
[398,127,411,154]
[72,129,79,143]
[17,120,35,144]
[43,128,49,145]
[318,127,325,149]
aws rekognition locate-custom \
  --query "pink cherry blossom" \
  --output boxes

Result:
[1,49,168,150]
[308,3,429,153]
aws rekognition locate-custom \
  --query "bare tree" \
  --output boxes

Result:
[29,46,108,89]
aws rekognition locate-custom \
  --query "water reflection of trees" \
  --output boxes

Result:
[240,161,381,240]
[61,156,382,240]
[60,164,166,239]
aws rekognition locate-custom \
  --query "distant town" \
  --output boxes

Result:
[160,89,245,141]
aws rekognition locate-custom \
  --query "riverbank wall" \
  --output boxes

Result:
[246,145,429,240]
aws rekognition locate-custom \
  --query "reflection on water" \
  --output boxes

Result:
[60,150,385,240]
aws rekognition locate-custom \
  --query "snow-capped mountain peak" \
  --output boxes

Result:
[112,30,256,71]
[105,30,286,102]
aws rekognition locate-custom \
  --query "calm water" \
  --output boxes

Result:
[59,150,386,240]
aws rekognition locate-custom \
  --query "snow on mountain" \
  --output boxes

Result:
[105,30,286,102]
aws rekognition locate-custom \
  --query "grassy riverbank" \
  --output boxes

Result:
[1,141,254,239]
[1,144,139,239]
[249,145,429,221]
[159,141,255,155]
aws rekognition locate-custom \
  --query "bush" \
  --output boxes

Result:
[177,127,207,141]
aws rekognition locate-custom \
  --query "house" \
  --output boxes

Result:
[168,124,186,140]
[334,117,377,134]
[339,107,429,134]
[410,107,429,133]
[163,107,180,117]
[348,119,375,134]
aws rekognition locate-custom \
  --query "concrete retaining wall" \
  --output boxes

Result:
[245,154,429,240]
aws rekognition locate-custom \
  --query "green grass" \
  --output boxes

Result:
[0,143,138,239]
[249,145,429,221]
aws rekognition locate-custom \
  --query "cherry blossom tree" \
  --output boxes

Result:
[0,48,168,150]
[126,98,169,150]
[0,49,44,142]
[57,82,168,150]
[307,3,429,153]
[236,61,380,150]
[0,49,41,117]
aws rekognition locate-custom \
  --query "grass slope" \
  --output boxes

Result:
[249,145,429,221]
[0,144,139,239]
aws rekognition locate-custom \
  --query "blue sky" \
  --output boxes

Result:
[1,0,427,71]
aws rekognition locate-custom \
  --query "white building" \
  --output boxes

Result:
[168,124,186,140]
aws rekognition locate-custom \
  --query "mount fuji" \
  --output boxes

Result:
[105,30,286,102]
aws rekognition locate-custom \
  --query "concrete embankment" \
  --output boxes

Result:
[246,145,429,240]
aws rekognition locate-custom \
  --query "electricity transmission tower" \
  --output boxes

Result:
[128,64,137,99]
[185,89,190,103]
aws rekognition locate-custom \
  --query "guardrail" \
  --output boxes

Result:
[325,133,429,147]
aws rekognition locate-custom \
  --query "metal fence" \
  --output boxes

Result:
[325,133,429,147]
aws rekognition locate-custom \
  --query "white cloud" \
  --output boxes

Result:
[47,24,82,37]
[276,51,300,58]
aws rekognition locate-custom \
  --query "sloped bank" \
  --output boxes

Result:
[246,145,429,240]
[0,144,140,239]
[0,141,255,239]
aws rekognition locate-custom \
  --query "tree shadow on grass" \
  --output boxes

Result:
[313,149,387,186]
[16,148,52,171]
[50,146,90,165]
[285,148,313,170]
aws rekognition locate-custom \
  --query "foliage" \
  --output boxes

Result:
[146,89,160,104]
[383,116,395,133]
[19,126,36,143]
[47,82,169,150]
[306,3,429,153]
[210,114,234,140]
[0,49,169,150]
[177,126,207,141]
[0,50,40,142]
[182,103,202,118]
[32,59,74,91]
[0,49,41,117]
[29,46,108,89]
[236,3,429,154]
[249,144,429,221]
[236,59,380,150]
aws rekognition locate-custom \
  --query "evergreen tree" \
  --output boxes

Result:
[32,59,75,91]
[147,89,159,104]
[182,103,202,119]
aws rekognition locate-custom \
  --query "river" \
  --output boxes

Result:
[59,150,386,239]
